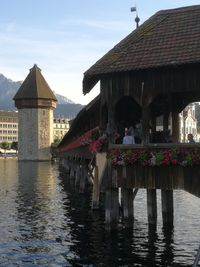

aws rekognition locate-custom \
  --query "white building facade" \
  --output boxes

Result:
[0,111,18,143]
[179,104,197,142]
[53,118,70,141]
[156,103,198,142]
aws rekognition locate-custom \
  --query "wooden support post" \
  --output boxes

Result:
[163,112,169,132]
[79,164,87,193]
[63,159,70,173]
[147,189,157,225]
[75,164,81,188]
[92,166,100,209]
[121,188,134,227]
[142,106,150,145]
[104,161,119,230]
[133,188,139,200]
[105,188,119,230]
[161,189,174,226]
[70,161,75,179]
[172,111,180,142]
[151,116,156,134]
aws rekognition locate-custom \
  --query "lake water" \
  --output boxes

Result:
[0,159,200,266]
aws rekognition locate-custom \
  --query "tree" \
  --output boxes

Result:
[1,142,10,154]
[11,141,18,152]
[53,138,61,146]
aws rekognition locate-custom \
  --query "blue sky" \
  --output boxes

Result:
[0,0,200,104]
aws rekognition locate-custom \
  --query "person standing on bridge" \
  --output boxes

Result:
[123,129,135,144]
[188,133,195,143]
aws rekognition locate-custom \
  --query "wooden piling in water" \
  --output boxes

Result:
[121,188,134,227]
[161,189,174,226]
[105,188,119,230]
[79,164,87,193]
[75,164,81,188]
[69,161,75,179]
[147,189,157,225]
[92,166,100,209]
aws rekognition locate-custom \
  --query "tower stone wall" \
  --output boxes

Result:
[38,108,54,160]
[18,108,54,160]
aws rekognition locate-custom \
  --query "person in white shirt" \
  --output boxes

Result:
[123,129,135,144]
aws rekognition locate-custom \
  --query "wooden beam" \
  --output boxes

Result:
[151,116,156,134]
[142,106,150,145]
[133,188,139,200]
[172,111,180,142]
[163,112,169,132]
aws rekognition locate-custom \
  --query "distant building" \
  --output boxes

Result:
[0,112,70,145]
[14,64,57,161]
[179,104,197,142]
[0,111,18,143]
[156,103,198,142]
[53,118,70,141]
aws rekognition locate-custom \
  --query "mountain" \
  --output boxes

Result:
[55,93,74,104]
[0,74,83,118]
[0,74,22,110]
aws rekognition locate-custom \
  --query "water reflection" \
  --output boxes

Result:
[0,160,200,266]
[161,226,174,267]
[17,161,77,266]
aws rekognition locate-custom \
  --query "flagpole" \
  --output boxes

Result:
[130,6,140,28]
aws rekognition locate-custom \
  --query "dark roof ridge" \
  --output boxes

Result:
[157,4,200,15]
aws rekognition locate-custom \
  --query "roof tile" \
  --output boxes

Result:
[83,5,200,93]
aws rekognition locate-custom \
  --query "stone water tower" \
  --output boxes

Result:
[14,64,57,160]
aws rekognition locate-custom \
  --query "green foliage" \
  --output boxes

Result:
[53,138,61,146]
[1,142,10,151]
[11,141,18,151]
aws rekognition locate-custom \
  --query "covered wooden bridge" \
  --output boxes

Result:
[58,5,200,229]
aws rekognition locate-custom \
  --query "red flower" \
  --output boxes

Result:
[171,159,177,165]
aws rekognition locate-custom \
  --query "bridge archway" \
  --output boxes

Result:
[114,96,141,140]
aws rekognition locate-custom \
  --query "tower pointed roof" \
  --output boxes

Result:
[14,64,57,101]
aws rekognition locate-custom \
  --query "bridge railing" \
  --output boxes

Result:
[106,143,200,194]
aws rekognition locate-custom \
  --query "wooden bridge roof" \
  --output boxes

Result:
[14,64,57,101]
[83,5,200,94]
